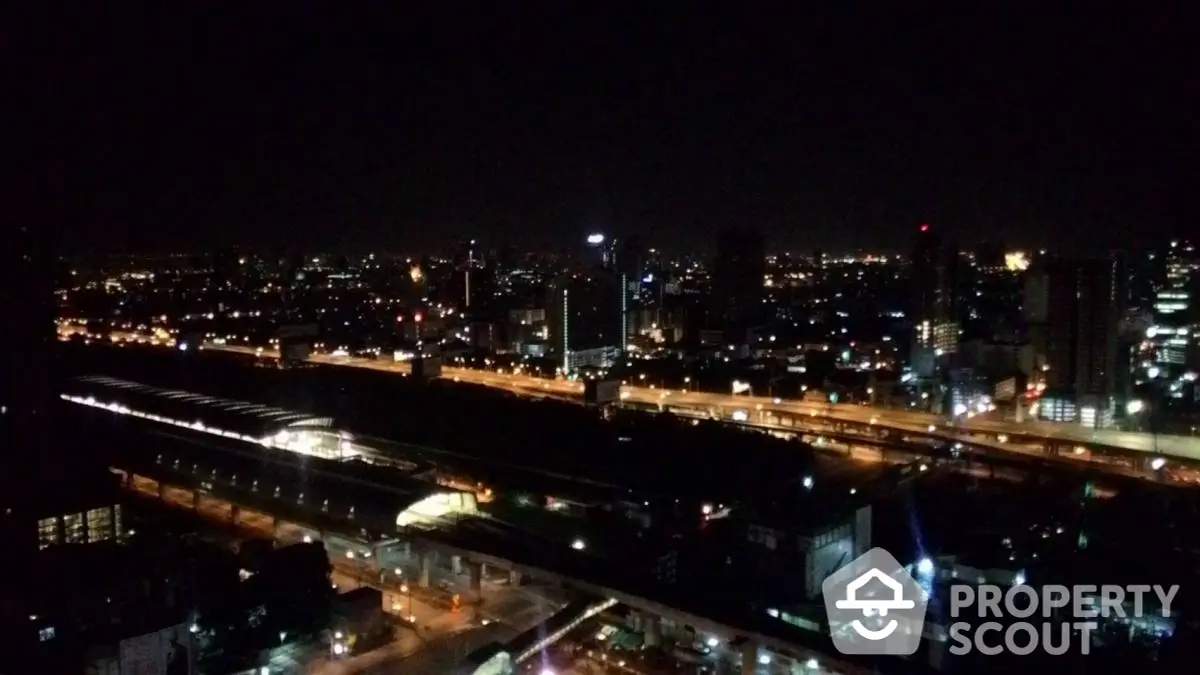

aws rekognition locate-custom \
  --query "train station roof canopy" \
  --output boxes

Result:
[66,375,334,440]
[117,421,478,529]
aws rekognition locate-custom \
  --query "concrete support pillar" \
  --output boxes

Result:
[468,561,483,601]
[741,641,759,675]
[157,481,165,499]
[509,570,523,586]
[191,491,201,510]
[418,551,431,588]
[643,616,661,648]
[271,517,280,537]
[452,555,463,576]
[229,504,240,524]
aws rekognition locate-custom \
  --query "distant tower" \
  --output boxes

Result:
[711,228,766,341]
[909,224,960,376]
[548,263,625,374]
[584,233,631,353]
[450,238,479,311]
[1146,240,1194,374]
[465,239,476,310]
[1032,254,1127,425]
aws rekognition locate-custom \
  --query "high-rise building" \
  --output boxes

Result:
[1,224,120,558]
[910,224,961,373]
[711,228,766,341]
[585,233,617,270]
[1146,240,1194,376]
[449,238,480,311]
[1029,254,1128,425]
[546,272,624,372]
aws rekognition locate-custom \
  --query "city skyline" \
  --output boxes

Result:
[9,5,1200,673]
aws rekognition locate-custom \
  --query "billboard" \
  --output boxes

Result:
[118,623,194,675]
[584,379,621,405]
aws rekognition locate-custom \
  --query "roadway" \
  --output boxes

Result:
[64,328,1200,462]
[214,339,1200,462]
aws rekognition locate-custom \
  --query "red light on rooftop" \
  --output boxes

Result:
[414,313,423,323]
[920,224,930,232]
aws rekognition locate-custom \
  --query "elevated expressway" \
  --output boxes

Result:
[189,339,1200,477]
[63,327,1200,478]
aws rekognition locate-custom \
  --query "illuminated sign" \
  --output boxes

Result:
[586,233,605,245]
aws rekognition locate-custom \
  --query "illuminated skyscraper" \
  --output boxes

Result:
[910,224,961,375]
[1146,240,1194,377]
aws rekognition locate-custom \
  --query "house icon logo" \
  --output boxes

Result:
[822,548,928,655]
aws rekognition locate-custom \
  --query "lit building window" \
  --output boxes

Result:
[37,517,59,551]
[63,513,85,544]
[87,507,114,543]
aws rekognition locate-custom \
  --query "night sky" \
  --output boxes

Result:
[26,4,1195,254]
